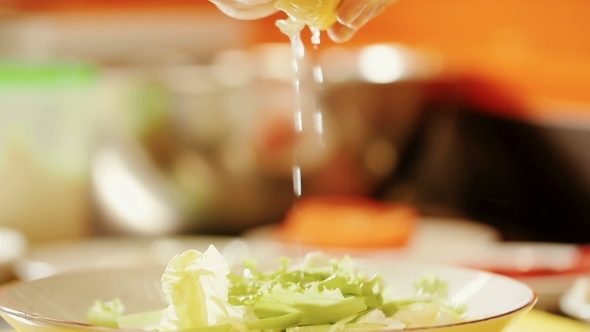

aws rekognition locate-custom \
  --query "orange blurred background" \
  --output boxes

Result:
[7,0,590,122]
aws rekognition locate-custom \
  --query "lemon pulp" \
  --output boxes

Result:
[275,0,342,30]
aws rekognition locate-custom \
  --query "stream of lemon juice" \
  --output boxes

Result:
[277,20,326,198]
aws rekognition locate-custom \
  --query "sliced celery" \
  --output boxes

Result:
[253,296,367,325]
[286,323,387,332]
[180,313,302,332]
[87,299,125,328]
[117,310,164,329]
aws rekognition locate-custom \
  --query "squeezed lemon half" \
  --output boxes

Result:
[275,0,342,30]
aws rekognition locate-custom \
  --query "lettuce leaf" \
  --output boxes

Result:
[160,246,246,331]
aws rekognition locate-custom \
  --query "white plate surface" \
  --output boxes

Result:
[14,235,280,281]
[244,217,501,263]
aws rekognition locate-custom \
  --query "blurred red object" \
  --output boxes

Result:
[279,196,418,249]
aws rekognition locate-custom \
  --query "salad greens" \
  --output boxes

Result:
[88,298,125,328]
[87,245,467,331]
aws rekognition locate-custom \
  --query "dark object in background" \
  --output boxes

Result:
[377,78,590,244]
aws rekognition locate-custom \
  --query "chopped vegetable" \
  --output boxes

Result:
[159,247,247,331]
[88,246,467,331]
[117,310,164,330]
[87,298,125,328]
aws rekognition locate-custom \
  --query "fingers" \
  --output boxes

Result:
[328,0,391,43]
[210,0,278,20]
[337,5,367,26]
[327,24,357,43]
[351,3,385,29]
[210,0,392,40]
[336,0,380,21]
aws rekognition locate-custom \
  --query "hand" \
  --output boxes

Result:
[328,0,395,43]
[209,0,278,20]
[209,0,394,43]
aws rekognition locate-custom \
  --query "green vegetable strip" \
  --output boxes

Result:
[87,299,125,328]
[253,296,368,324]
[246,312,302,329]
[286,323,387,332]
[179,313,303,332]
[117,310,164,329]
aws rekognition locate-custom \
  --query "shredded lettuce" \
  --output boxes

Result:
[87,247,467,331]
[413,272,449,299]
[226,253,380,325]
[356,310,405,330]
[160,246,246,331]
[380,273,467,328]
[87,298,125,328]
[117,310,163,330]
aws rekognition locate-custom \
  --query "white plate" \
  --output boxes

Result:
[244,217,501,263]
[454,242,589,311]
[561,277,590,324]
[14,235,281,281]
[0,261,536,332]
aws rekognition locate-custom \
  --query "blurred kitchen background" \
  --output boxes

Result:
[1,0,590,313]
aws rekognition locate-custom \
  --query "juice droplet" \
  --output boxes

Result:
[292,165,303,197]
[310,27,322,46]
